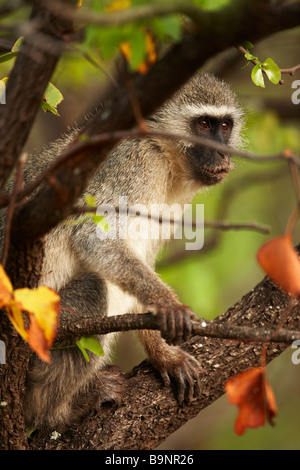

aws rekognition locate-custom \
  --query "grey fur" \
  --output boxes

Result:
[0,73,244,430]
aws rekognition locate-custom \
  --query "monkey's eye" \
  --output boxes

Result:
[199,119,209,129]
[222,121,231,131]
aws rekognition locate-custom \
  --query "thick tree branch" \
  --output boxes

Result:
[44,0,207,26]
[29,275,300,450]
[0,0,74,190]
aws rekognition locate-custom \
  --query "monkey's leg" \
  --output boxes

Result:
[137,329,200,404]
[24,272,125,430]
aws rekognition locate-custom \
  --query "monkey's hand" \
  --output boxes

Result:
[149,301,197,345]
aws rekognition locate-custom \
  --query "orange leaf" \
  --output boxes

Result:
[137,33,156,75]
[225,367,277,436]
[27,313,51,363]
[257,235,300,296]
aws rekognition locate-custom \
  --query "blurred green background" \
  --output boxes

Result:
[1,1,300,450]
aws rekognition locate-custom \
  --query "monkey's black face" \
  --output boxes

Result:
[187,115,234,186]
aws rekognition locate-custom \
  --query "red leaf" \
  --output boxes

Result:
[225,367,277,436]
[257,235,300,296]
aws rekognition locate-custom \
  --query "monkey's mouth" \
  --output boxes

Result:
[199,161,233,186]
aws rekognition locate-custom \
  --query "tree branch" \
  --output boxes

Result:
[0,0,74,190]
[55,310,300,345]
[44,0,207,26]
[29,274,300,450]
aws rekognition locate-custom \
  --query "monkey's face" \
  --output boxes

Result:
[187,115,234,186]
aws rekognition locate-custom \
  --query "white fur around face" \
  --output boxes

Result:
[183,104,244,149]
[184,103,244,120]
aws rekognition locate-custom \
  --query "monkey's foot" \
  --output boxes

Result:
[150,301,197,345]
[152,345,201,404]
[98,365,126,409]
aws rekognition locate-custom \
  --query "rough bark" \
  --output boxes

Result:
[0,239,43,450]
[29,276,299,450]
[0,0,74,190]
[0,0,73,450]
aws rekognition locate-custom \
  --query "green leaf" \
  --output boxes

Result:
[44,82,63,109]
[241,40,253,51]
[11,36,23,52]
[75,339,90,362]
[41,82,63,115]
[151,16,182,42]
[127,28,147,70]
[262,58,281,84]
[96,215,109,232]
[85,194,97,207]
[0,52,18,64]
[244,53,259,62]
[93,214,106,225]
[251,64,265,88]
[76,335,104,362]
[40,100,60,115]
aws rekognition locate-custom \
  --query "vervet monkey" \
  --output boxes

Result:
[1,73,244,429]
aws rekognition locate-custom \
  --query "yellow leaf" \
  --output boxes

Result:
[0,264,13,307]
[145,32,156,64]
[0,263,61,362]
[120,41,131,61]
[14,286,60,349]
[105,0,131,12]
[6,302,28,341]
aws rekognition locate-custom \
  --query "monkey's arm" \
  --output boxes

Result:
[73,234,196,343]
[71,234,200,401]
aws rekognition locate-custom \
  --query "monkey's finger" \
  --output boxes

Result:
[174,371,186,405]
[182,311,193,343]
[156,310,168,340]
[166,310,177,344]
[159,369,171,387]
[172,310,184,345]
[183,369,196,402]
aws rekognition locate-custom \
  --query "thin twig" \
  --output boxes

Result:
[0,127,299,210]
[237,45,300,80]
[56,311,300,345]
[71,204,270,235]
